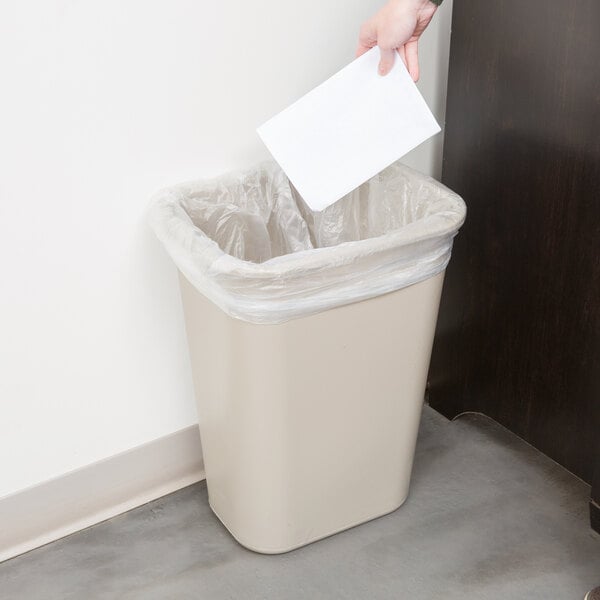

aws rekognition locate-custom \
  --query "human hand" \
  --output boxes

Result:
[356,0,438,80]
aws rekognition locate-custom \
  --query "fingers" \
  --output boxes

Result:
[358,0,433,76]
[405,40,419,81]
[356,42,373,58]
[397,45,407,70]
[357,22,376,58]
[380,43,419,81]
[378,47,396,76]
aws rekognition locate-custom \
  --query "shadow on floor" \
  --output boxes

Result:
[1,407,599,599]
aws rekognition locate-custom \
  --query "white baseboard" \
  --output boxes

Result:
[0,425,205,564]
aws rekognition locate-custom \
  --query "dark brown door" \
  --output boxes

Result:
[429,0,600,494]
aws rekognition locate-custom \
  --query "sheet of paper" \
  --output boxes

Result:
[257,47,441,212]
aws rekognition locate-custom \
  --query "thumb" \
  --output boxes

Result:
[378,47,396,76]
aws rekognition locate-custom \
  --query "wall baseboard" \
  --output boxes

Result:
[0,425,205,564]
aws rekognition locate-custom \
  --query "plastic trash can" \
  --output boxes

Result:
[150,161,465,554]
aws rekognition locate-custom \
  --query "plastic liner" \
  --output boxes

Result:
[149,161,466,324]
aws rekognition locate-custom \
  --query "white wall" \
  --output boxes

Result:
[0,0,452,499]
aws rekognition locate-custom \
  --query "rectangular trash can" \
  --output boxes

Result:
[150,161,465,553]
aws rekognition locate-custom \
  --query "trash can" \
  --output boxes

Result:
[149,161,466,554]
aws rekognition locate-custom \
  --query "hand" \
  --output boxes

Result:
[356,0,438,80]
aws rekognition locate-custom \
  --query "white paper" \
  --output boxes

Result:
[257,47,441,212]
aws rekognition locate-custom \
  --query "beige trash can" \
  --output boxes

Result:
[150,161,465,554]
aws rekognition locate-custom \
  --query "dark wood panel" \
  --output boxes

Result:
[429,0,600,485]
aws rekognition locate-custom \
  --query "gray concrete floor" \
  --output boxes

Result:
[1,407,599,599]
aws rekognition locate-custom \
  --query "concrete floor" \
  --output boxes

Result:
[1,407,599,599]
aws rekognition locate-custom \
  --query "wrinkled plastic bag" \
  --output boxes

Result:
[149,161,466,324]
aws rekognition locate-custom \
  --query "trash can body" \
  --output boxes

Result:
[179,270,445,553]
[150,160,465,554]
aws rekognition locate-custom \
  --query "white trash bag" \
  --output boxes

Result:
[149,161,466,324]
